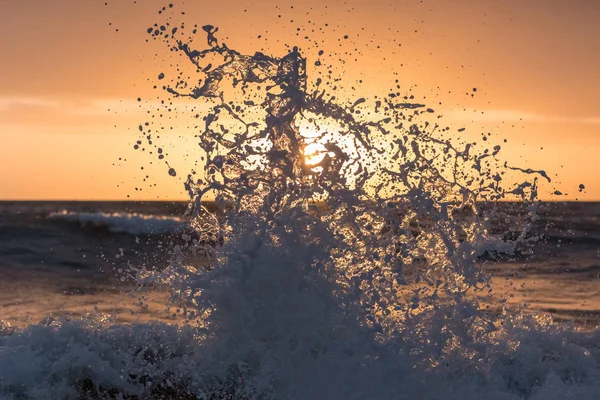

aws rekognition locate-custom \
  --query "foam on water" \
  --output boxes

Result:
[1,7,599,400]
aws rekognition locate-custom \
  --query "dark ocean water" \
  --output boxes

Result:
[0,201,188,274]
[0,201,208,328]
[1,201,599,327]
[2,201,598,271]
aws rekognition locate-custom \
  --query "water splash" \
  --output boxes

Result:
[128,21,589,399]
[146,24,545,296]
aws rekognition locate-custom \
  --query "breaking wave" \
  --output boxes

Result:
[48,211,185,236]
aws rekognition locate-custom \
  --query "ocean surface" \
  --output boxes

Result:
[1,201,599,326]
[2,200,600,400]
[0,200,189,272]
[0,201,208,327]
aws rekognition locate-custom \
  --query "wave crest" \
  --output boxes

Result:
[48,211,185,236]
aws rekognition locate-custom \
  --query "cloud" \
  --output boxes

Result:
[0,96,153,116]
[580,117,600,125]
[0,96,208,118]
[0,97,61,110]
[6,97,594,128]
[445,109,600,125]
[68,99,152,116]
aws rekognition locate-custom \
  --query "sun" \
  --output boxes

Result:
[299,125,355,179]
[299,124,336,171]
[303,142,329,167]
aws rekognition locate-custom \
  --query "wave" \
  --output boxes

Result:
[48,210,186,236]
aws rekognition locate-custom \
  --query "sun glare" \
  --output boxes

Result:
[303,142,329,167]
[299,124,338,171]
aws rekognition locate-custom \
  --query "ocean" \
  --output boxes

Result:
[1,201,599,328]
[2,200,600,399]
[0,201,205,327]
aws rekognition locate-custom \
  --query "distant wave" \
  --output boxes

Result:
[48,210,185,236]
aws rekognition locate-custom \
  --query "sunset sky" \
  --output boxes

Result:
[1,0,599,200]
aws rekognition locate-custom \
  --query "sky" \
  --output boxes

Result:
[1,0,599,200]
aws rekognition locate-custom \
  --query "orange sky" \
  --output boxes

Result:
[1,0,599,200]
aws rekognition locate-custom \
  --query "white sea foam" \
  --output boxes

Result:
[1,312,600,399]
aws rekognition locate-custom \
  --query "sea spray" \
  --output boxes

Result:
[131,20,580,398]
